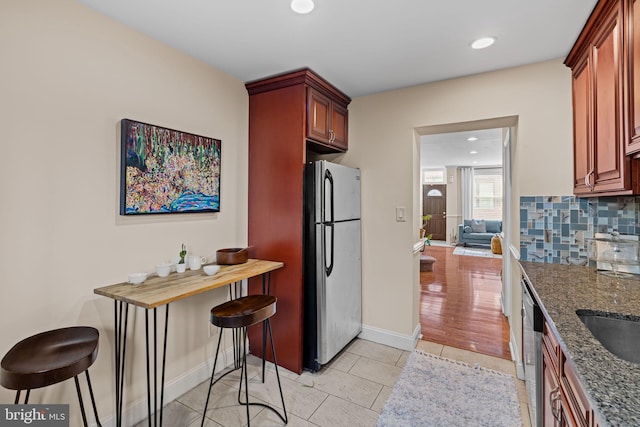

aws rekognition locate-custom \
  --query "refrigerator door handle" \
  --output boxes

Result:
[324,223,334,277]
[323,169,334,224]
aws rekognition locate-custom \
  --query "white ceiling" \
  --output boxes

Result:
[75,0,596,168]
[420,129,503,169]
[76,0,597,98]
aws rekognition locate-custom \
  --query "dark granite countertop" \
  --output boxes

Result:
[519,261,640,427]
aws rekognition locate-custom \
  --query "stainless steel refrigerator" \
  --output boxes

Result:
[303,160,362,371]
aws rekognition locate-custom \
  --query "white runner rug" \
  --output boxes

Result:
[377,350,522,427]
[453,246,502,259]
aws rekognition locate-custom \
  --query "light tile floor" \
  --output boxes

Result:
[143,339,531,426]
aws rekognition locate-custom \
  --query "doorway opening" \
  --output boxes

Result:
[415,117,517,359]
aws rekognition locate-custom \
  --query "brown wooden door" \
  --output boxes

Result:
[543,345,562,427]
[629,0,640,154]
[330,102,348,151]
[307,87,331,144]
[423,184,446,241]
[572,56,592,195]
[591,2,628,193]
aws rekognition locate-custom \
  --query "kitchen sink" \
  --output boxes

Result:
[577,310,640,365]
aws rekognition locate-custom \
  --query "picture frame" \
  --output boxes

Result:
[120,119,221,215]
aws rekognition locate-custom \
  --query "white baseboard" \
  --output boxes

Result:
[96,346,236,427]
[358,323,421,351]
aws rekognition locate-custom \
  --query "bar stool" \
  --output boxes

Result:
[1,326,101,427]
[201,294,287,426]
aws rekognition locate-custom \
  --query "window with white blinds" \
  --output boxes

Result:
[472,167,502,220]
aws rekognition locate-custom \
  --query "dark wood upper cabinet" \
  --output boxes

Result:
[307,87,349,151]
[566,0,640,196]
[246,68,351,154]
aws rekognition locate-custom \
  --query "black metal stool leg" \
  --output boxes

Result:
[242,327,251,426]
[261,322,267,383]
[237,330,245,403]
[201,329,224,427]
[85,370,102,427]
[74,375,89,427]
[12,390,30,404]
[266,318,288,424]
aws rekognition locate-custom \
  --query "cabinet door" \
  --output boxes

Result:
[572,56,592,195]
[330,102,348,151]
[308,88,331,144]
[629,0,640,154]
[560,397,579,427]
[543,345,562,426]
[562,358,591,427]
[591,2,628,192]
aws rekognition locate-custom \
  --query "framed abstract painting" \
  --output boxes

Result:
[120,119,221,215]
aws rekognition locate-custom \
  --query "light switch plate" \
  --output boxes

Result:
[396,207,406,222]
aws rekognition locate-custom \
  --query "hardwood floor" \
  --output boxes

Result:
[419,245,512,360]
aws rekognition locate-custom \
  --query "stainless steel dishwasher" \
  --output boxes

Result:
[522,276,543,427]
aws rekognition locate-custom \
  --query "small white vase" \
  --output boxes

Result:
[176,263,187,273]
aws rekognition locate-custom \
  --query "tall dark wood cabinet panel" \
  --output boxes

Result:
[245,69,351,374]
[246,84,306,374]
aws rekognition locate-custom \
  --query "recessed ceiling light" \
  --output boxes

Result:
[291,0,314,14]
[470,150,478,154]
[467,137,478,141]
[471,37,496,49]
[473,161,478,164]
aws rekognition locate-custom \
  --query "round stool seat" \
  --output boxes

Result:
[1,326,99,391]
[211,295,276,329]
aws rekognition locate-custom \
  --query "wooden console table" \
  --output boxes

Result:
[94,259,283,427]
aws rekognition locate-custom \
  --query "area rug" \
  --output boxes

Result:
[377,350,522,427]
[453,246,502,258]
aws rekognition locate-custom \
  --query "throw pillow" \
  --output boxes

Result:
[463,226,472,234]
[470,219,486,233]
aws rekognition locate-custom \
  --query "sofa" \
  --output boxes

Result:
[458,219,502,247]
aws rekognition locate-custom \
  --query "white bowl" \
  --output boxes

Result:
[128,272,147,285]
[156,263,173,277]
[203,265,221,276]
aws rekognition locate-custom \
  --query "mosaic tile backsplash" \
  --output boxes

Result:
[520,196,640,264]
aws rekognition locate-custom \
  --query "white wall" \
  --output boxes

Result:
[343,59,573,347]
[1,1,248,425]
